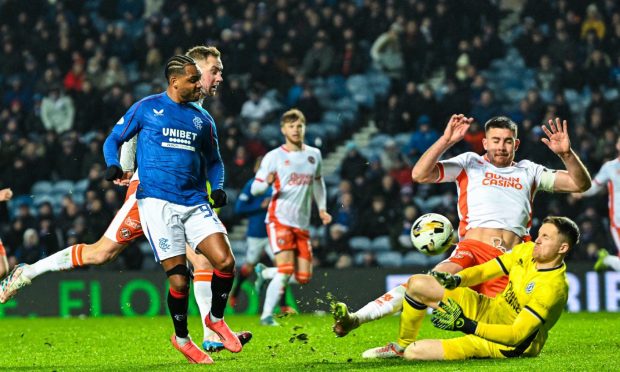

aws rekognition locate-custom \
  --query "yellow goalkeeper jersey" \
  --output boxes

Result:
[459,241,569,357]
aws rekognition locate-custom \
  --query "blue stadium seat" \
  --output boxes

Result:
[402,251,429,266]
[376,251,402,267]
[74,179,90,194]
[349,236,372,251]
[370,236,392,251]
[53,180,75,195]
[31,181,53,195]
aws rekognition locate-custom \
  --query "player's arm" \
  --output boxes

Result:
[431,248,515,289]
[540,118,591,193]
[411,114,473,183]
[251,153,274,196]
[203,123,226,208]
[113,135,138,186]
[578,164,609,198]
[235,180,271,216]
[103,102,143,179]
[473,306,543,346]
[313,151,331,225]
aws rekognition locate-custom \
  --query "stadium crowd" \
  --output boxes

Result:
[0,0,617,270]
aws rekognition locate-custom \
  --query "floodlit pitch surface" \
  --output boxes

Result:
[1,312,618,370]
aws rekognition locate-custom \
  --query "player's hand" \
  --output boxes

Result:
[260,198,270,209]
[210,189,228,208]
[441,114,472,145]
[0,188,13,202]
[541,117,571,157]
[429,271,461,289]
[113,171,134,186]
[319,210,332,225]
[104,165,123,182]
[431,298,477,334]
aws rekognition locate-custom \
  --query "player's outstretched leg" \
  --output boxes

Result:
[361,342,405,359]
[331,302,360,337]
[202,331,253,352]
[170,334,213,364]
[0,264,31,303]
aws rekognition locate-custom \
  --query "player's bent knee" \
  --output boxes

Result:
[212,255,235,273]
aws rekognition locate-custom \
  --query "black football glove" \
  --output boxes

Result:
[431,298,477,334]
[429,271,461,289]
[210,189,228,208]
[104,165,123,181]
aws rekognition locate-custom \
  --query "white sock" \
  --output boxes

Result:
[23,246,75,280]
[262,267,277,280]
[261,272,289,319]
[193,279,215,340]
[353,285,406,324]
[176,335,191,346]
[262,267,299,284]
[604,255,620,271]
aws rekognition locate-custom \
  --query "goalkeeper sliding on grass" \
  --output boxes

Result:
[360,216,578,360]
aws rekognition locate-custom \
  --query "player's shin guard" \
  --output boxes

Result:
[193,270,214,339]
[210,269,234,319]
[397,294,427,349]
[168,287,190,338]
[354,285,406,324]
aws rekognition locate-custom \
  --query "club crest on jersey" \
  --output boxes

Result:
[308,156,315,164]
[120,228,131,239]
[525,282,535,294]
[193,116,203,130]
[284,160,290,166]
[153,108,164,117]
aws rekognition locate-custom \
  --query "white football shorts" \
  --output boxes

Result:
[138,197,228,262]
[245,237,273,264]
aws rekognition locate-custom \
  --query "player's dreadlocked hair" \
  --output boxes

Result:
[543,216,580,248]
[484,116,518,137]
[280,108,306,127]
[164,55,196,82]
[185,45,221,61]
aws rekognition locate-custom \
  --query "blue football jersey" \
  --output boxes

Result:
[103,92,224,206]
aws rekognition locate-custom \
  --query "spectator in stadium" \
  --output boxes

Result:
[12,228,47,266]
[371,22,404,80]
[41,85,75,134]
[340,142,368,183]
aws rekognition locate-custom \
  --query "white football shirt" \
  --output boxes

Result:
[254,145,323,229]
[437,152,553,238]
[586,158,620,227]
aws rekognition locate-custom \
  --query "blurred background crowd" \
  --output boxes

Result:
[0,0,617,271]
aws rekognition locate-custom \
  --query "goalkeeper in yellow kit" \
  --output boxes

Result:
[363,216,579,360]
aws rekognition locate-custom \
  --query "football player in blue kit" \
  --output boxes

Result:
[103,55,240,364]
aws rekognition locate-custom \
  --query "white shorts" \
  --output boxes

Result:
[138,197,228,262]
[246,236,273,264]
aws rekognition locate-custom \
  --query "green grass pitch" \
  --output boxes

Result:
[1,312,619,371]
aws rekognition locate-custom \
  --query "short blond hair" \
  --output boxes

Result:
[185,45,221,61]
[280,108,306,127]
